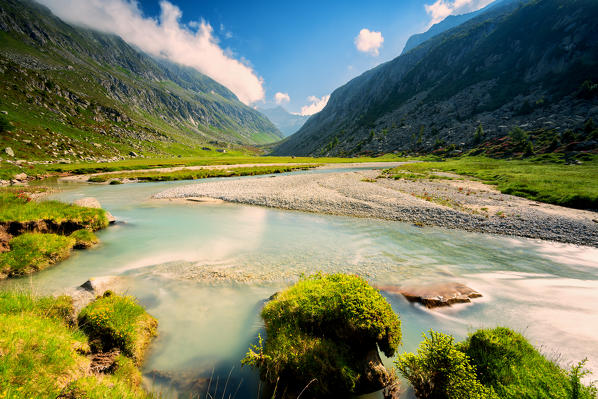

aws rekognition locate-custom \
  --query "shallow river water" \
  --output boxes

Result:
[3,169,598,398]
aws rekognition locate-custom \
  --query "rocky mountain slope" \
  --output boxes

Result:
[274,0,598,157]
[258,106,309,137]
[0,0,282,162]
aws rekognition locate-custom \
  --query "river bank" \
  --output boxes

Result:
[155,168,598,247]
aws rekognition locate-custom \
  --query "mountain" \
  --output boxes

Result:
[401,1,506,55]
[0,0,282,162]
[258,106,309,137]
[273,0,598,157]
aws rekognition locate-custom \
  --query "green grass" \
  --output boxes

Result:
[243,273,401,396]
[459,327,597,399]
[0,233,75,278]
[0,292,89,398]
[0,191,108,229]
[46,153,402,175]
[385,155,598,209]
[87,164,319,183]
[78,292,158,365]
[70,229,99,249]
[396,330,495,399]
[396,327,597,399]
[0,291,154,398]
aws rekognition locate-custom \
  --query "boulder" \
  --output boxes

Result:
[379,282,482,308]
[14,173,27,181]
[70,275,122,314]
[74,197,116,223]
[4,147,14,157]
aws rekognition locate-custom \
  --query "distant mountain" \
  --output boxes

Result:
[258,106,309,137]
[0,0,282,162]
[273,0,598,157]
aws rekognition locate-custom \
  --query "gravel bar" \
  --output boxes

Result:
[154,169,598,247]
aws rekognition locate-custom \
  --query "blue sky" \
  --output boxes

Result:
[41,0,496,114]
[137,0,429,113]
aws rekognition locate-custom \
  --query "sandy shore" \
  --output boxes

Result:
[154,168,598,247]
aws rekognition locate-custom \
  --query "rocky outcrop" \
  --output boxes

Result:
[379,283,482,308]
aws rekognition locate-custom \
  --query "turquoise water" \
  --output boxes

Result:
[3,172,598,397]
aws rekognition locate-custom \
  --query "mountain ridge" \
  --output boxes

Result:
[273,0,598,157]
[0,0,282,161]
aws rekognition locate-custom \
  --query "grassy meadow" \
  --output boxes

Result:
[385,155,598,209]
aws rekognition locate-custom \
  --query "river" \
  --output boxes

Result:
[3,168,598,398]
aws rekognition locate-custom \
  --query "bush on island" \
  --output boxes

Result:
[242,273,402,397]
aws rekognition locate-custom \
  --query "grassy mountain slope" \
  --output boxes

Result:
[0,0,282,162]
[274,0,598,157]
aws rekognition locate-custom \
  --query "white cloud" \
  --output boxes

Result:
[274,92,290,105]
[300,95,330,116]
[37,0,264,104]
[425,0,495,25]
[354,28,384,56]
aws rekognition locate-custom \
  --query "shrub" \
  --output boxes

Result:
[243,273,401,397]
[0,114,11,132]
[0,233,75,277]
[78,292,157,365]
[395,330,495,399]
[458,327,597,399]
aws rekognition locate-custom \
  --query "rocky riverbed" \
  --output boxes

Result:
[155,169,598,247]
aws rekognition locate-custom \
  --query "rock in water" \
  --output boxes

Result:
[74,197,116,223]
[379,282,482,308]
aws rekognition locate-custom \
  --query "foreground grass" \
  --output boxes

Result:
[87,164,320,183]
[0,191,108,229]
[0,291,154,398]
[385,155,598,209]
[397,327,597,399]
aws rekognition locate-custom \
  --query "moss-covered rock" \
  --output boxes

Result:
[78,292,158,365]
[70,229,99,249]
[243,273,402,397]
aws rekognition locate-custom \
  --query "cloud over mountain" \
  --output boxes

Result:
[354,28,384,56]
[38,0,265,104]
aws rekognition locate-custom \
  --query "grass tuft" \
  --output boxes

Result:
[78,292,158,365]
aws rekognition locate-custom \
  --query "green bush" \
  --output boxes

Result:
[243,273,401,396]
[396,330,495,399]
[0,233,75,277]
[78,292,157,365]
[459,327,597,399]
[0,114,11,132]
